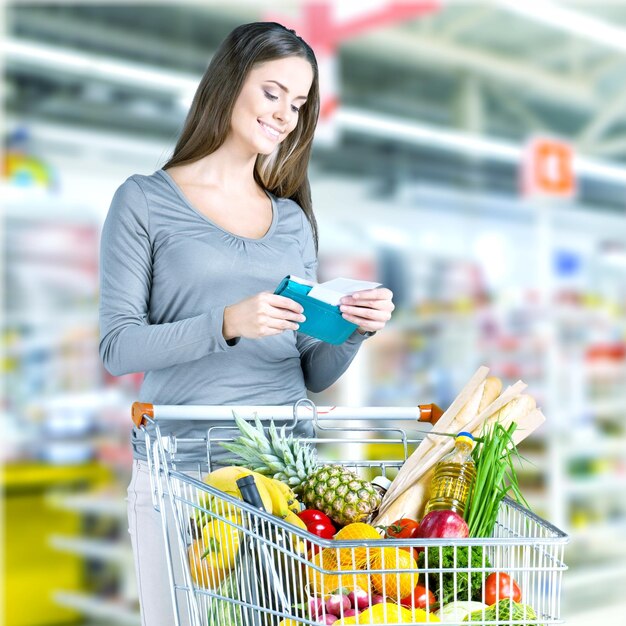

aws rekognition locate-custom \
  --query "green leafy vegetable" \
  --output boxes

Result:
[464,599,542,624]
[466,422,529,537]
[417,545,491,606]
[206,573,242,626]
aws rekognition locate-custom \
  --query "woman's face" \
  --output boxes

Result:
[229,56,314,156]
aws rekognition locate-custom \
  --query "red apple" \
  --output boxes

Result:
[417,510,469,539]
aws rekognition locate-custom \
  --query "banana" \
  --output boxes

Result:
[247,472,292,519]
[283,509,307,530]
[282,509,308,555]
[270,478,302,514]
[200,466,273,516]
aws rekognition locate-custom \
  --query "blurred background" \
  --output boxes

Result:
[2,1,626,624]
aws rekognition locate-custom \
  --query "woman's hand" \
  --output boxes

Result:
[223,292,306,340]
[339,287,395,335]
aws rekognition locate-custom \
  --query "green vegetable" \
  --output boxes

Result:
[206,573,242,626]
[437,601,488,622]
[466,422,529,537]
[464,599,541,624]
[417,546,491,606]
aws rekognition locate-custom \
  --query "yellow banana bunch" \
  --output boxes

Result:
[269,478,301,514]
[196,466,302,520]
[282,509,308,555]
[194,466,273,528]
[253,473,291,518]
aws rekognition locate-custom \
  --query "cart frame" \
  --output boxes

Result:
[133,399,568,626]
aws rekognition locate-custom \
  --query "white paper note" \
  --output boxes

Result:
[308,277,382,306]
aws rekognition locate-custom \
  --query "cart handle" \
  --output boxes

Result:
[131,401,443,428]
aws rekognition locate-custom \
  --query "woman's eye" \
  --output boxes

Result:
[264,90,300,113]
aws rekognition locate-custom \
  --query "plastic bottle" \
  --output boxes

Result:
[371,475,392,499]
[367,475,392,523]
[424,432,476,518]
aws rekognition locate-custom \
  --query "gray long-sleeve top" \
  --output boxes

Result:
[99,169,368,463]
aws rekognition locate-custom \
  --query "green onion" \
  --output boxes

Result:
[465,421,529,537]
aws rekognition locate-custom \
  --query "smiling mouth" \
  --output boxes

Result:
[258,120,281,140]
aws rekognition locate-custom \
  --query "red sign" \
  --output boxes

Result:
[522,137,576,199]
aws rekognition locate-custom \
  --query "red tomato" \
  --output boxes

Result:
[297,509,336,539]
[484,572,522,605]
[400,584,436,610]
[384,518,420,539]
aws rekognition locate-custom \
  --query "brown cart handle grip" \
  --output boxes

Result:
[418,403,444,424]
[132,402,154,427]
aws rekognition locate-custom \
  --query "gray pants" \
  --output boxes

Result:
[127,459,192,626]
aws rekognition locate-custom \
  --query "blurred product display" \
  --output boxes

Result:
[4,3,626,625]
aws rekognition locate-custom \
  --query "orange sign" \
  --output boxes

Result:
[522,137,576,199]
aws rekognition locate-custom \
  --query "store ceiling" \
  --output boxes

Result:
[6,2,626,208]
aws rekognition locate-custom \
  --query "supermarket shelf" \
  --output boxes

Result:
[563,561,626,590]
[565,436,626,458]
[3,309,99,328]
[569,520,626,542]
[586,399,626,415]
[585,362,626,378]
[388,313,476,331]
[564,475,626,496]
[48,491,127,519]
[50,535,132,564]
[53,591,140,625]
[4,329,98,357]
[565,601,626,626]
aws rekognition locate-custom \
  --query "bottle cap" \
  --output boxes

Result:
[456,431,475,447]
[371,475,392,492]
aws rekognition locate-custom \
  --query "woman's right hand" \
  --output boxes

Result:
[222,292,306,341]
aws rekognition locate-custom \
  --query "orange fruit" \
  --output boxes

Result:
[305,548,372,598]
[333,522,381,567]
[370,546,419,601]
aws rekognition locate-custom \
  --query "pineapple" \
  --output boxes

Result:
[221,414,381,526]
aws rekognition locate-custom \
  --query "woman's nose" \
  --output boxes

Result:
[274,102,292,125]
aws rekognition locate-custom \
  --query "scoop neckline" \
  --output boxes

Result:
[157,168,278,242]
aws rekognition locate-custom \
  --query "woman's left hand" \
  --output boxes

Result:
[339,287,395,335]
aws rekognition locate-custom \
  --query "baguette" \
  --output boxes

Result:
[380,367,489,507]
[374,378,527,525]
[375,375,503,524]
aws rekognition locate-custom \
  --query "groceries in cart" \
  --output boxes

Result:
[138,365,566,625]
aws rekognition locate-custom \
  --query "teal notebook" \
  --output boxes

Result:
[274,275,358,345]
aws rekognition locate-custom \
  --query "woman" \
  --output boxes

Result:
[99,22,394,625]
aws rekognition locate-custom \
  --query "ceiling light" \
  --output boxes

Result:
[500,0,626,54]
[3,39,199,94]
[338,107,626,185]
[4,38,626,186]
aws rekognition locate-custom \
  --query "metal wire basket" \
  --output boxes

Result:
[133,400,568,626]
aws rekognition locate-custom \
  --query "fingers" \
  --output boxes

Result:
[342,287,393,302]
[340,288,395,309]
[255,293,305,333]
[339,287,395,332]
[263,315,302,332]
[266,293,305,315]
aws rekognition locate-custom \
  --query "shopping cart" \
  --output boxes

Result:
[131,399,568,626]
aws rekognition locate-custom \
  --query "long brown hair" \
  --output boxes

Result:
[163,22,320,249]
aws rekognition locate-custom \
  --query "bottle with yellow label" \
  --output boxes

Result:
[424,432,476,518]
